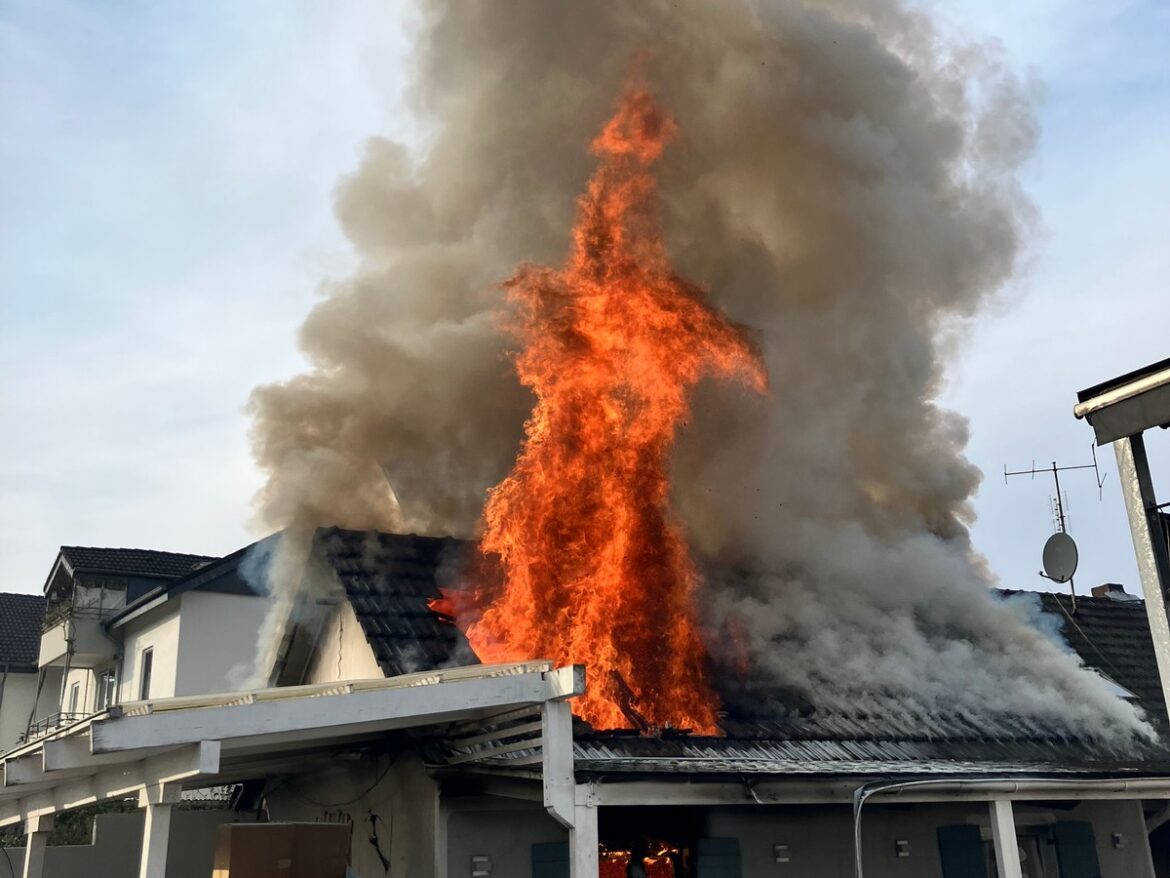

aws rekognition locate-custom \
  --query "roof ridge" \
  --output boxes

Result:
[60,545,216,557]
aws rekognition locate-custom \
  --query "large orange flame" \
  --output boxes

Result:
[441,85,766,732]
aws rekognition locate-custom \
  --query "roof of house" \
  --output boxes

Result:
[0,593,46,671]
[314,528,474,676]
[58,546,217,580]
[315,528,1170,777]
[106,539,271,629]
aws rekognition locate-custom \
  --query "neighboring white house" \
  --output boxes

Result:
[7,541,273,748]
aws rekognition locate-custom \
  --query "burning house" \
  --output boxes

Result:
[5,526,1169,877]
[4,1,1170,876]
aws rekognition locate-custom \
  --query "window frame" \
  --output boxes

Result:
[138,647,154,701]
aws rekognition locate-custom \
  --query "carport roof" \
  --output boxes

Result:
[0,661,580,828]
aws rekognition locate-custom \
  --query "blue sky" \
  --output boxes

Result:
[1,1,1166,595]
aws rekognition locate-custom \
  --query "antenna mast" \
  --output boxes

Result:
[1004,445,1108,609]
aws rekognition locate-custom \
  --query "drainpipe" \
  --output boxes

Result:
[58,620,75,717]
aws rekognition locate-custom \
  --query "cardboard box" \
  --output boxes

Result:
[212,822,350,878]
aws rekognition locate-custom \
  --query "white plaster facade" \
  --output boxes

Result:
[0,672,39,751]
[304,601,383,685]
[2,810,251,878]
[117,590,271,703]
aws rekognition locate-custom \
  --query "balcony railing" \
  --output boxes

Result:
[42,600,122,631]
[18,712,89,745]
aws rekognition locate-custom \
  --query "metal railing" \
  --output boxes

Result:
[19,712,88,744]
[42,601,122,631]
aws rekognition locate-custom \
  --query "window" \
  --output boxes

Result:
[68,682,81,715]
[139,647,154,700]
[97,669,117,709]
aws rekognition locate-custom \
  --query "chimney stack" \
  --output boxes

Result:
[1090,583,1141,602]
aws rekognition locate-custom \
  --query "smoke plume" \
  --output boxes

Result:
[248,0,1150,738]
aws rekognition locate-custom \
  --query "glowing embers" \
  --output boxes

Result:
[600,841,684,878]
[432,81,766,732]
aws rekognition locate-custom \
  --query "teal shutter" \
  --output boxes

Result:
[532,842,570,878]
[696,837,742,878]
[937,825,988,878]
[1053,822,1102,878]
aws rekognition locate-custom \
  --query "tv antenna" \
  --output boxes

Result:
[1004,445,1107,609]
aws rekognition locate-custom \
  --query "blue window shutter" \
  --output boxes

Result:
[532,842,569,878]
[937,825,988,878]
[696,837,742,878]
[1053,822,1102,878]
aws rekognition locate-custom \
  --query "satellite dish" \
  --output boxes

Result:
[1042,531,1079,583]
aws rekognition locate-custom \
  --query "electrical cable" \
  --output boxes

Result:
[1049,594,1129,684]
[288,752,397,809]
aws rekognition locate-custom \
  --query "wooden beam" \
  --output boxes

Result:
[544,665,585,700]
[990,800,1024,878]
[91,674,550,753]
[542,700,575,828]
[0,742,219,828]
[569,801,598,878]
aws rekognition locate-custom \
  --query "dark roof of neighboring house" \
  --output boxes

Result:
[106,538,271,629]
[317,529,1170,776]
[0,593,46,671]
[58,546,217,580]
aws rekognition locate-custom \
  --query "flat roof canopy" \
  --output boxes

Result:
[1075,356,1170,445]
[0,661,582,828]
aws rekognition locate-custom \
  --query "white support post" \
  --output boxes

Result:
[542,699,576,827]
[21,813,53,878]
[569,800,598,878]
[137,783,180,878]
[1115,435,1170,724]
[989,800,1023,878]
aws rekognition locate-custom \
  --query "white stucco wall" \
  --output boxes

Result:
[267,750,438,877]
[431,797,1157,878]
[29,666,63,726]
[173,591,273,695]
[305,602,384,685]
[119,607,181,702]
[445,801,567,878]
[0,671,39,751]
[1,809,252,878]
[59,666,92,714]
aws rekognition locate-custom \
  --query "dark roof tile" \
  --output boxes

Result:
[312,528,1170,769]
[59,546,217,580]
[0,593,46,670]
[313,528,475,677]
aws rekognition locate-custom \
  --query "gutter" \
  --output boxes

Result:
[1074,363,1170,420]
[852,775,1170,878]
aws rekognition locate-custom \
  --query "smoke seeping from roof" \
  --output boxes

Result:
[247,0,1150,739]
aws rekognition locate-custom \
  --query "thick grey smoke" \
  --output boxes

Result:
[247,0,1150,738]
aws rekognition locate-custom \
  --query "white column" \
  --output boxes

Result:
[569,801,598,878]
[1115,436,1170,724]
[21,814,54,878]
[138,783,180,878]
[989,800,1023,878]
[542,699,576,827]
